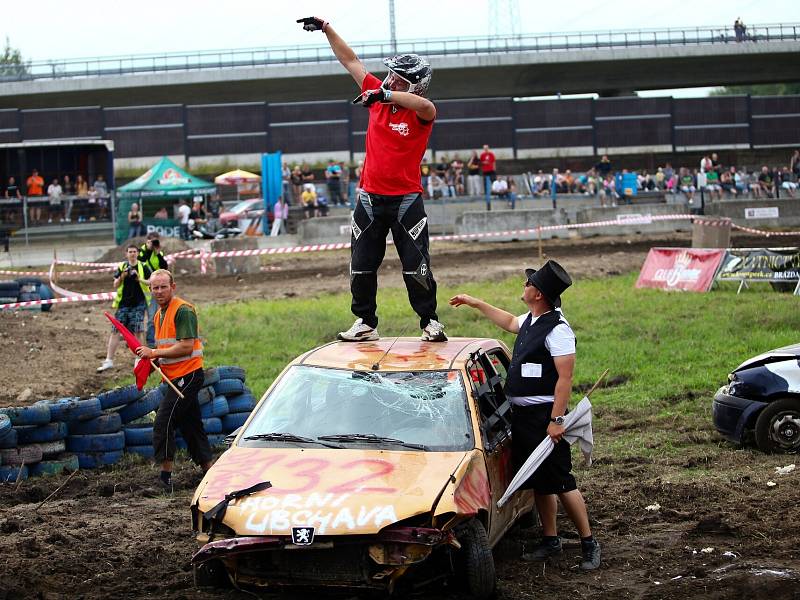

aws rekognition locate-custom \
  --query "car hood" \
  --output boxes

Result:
[192,447,472,536]
[733,343,800,372]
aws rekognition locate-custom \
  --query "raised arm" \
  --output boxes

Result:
[449,294,519,334]
[297,17,367,88]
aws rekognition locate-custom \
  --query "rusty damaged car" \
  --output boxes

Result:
[190,338,535,598]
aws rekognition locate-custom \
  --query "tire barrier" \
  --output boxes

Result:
[0,364,251,480]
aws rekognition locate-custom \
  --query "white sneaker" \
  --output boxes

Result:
[421,319,447,342]
[337,318,379,342]
[96,359,114,372]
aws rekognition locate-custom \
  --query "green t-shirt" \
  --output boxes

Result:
[158,304,198,340]
[706,171,719,183]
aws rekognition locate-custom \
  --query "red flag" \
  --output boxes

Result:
[104,311,154,390]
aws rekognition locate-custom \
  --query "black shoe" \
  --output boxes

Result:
[156,476,173,494]
[521,537,562,562]
[580,540,601,570]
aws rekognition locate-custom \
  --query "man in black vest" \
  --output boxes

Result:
[449,260,600,570]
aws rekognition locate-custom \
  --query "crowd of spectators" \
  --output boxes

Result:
[2,169,111,225]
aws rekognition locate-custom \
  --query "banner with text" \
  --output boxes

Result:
[636,248,726,292]
[715,248,800,282]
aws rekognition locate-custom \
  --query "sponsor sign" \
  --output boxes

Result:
[617,213,652,225]
[636,247,726,292]
[744,207,780,219]
[716,248,800,282]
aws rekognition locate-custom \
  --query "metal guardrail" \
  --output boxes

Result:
[1,22,798,83]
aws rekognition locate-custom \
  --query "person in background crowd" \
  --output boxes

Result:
[301,183,317,219]
[705,168,722,201]
[467,150,482,196]
[449,260,601,572]
[138,232,169,347]
[779,167,797,198]
[550,168,559,209]
[271,196,289,236]
[299,14,446,343]
[47,178,63,224]
[491,175,509,204]
[790,149,800,180]
[316,189,330,217]
[444,162,457,197]
[135,269,212,492]
[61,174,74,223]
[532,170,545,197]
[290,165,303,204]
[282,162,291,205]
[480,144,497,210]
[128,202,144,239]
[748,169,762,198]
[301,162,315,185]
[758,166,776,198]
[177,199,191,240]
[75,174,90,222]
[93,174,109,220]
[420,157,431,200]
[97,245,152,372]
[325,159,343,206]
[679,168,696,204]
[451,155,465,195]
[340,160,350,206]
[207,194,223,218]
[595,155,612,179]
[153,206,169,219]
[26,168,45,225]
[732,167,747,197]
[189,201,207,235]
[720,169,737,198]
[429,171,445,199]
[352,160,364,210]
[5,176,21,200]
[734,18,744,42]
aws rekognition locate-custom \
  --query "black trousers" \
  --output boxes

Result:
[350,191,438,329]
[153,367,212,466]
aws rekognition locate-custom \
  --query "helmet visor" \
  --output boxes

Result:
[382,71,411,92]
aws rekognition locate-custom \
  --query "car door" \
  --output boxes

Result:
[466,347,517,546]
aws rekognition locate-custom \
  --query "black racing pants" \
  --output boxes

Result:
[153,367,213,466]
[350,191,438,330]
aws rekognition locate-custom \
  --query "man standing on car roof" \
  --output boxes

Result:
[135,269,212,492]
[449,260,601,571]
[298,16,446,343]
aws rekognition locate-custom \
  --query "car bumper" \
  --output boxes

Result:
[712,387,767,445]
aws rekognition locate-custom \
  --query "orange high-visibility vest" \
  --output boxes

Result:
[154,296,203,380]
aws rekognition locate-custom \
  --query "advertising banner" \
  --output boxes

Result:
[636,247,726,292]
[715,248,800,282]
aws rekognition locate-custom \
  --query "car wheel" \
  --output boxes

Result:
[193,559,230,589]
[754,398,800,453]
[454,519,496,600]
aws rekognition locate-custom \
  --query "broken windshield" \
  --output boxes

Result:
[241,366,472,451]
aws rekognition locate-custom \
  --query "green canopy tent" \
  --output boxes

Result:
[116,156,216,244]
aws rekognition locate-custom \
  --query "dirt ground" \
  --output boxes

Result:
[1,232,799,600]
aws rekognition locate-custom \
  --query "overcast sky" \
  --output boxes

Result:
[4,0,797,97]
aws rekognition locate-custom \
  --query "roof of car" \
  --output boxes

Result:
[298,338,503,371]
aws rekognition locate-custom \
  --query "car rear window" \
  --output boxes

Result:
[242,366,473,451]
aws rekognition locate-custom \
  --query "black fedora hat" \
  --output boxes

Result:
[525,260,572,308]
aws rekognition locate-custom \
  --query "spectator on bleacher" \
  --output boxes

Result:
[598,174,615,207]
[491,176,509,201]
[301,183,317,219]
[665,171,678,194]
[26,169,45,225]
[75,174,89,222]
[420,158,431,200]
[290,165,303,204]
[550,168,559,209]
[47,178,63,224]
[467,150,481,196]
[177,199,191,240]
[779,167,797,198]
[642,172,656,191]
[451,156,465,195]
[732,167,747,197]
[93,174,109,220]
[699,154,712,173]
[444,163,457,198]
[679,168,696,204]
[301,163,315,184]
[4,176,21,200]
[128,202,144,239]
[720,169,737,198]
[325,159,343,206]
[61,174,74,223]
[705,168,722,201]
[532,170,545,197]
[429,172,445,199]
[595,155,612,179]
[654,167,665,190]
[563,170,575,193]
[316,190,329,217]
[748,169,762,198]
[664,163,675,185]
[480,144,497,207]
[339,160,350,206]
[758,166,776,198]
[790,149,800,180]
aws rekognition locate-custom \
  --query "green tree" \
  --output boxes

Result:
[0,37,28,77]
[711,83,800,96]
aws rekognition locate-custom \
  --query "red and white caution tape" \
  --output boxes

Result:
[50,259,118,268]
[730,223,800,237]
[0,291,115,310]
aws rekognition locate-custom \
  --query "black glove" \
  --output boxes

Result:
[297,16,328,32]
[355,88,389,107]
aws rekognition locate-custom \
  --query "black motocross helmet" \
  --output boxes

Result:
[381,53,432,97]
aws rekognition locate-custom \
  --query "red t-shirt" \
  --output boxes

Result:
[479,151,496,173]
[359,73,433,196]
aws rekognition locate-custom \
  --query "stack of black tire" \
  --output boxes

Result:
[0,278,54,310]
[0,365,256,483]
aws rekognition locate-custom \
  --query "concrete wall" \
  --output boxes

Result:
[455,209,570,240]
[296,216,351,244]
[575,203,693,237]
[705,199,800,228]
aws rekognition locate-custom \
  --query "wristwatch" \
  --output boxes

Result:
[550,416,565,425]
